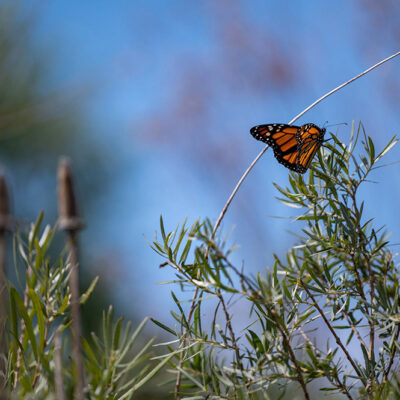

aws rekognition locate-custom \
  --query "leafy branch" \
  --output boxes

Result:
[152,123,400,399]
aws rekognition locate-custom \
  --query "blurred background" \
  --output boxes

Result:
[1,0,400,394]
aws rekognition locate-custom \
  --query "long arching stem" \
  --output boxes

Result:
[174,50,400,399]
[212,50,400,237]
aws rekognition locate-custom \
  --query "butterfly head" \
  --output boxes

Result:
[301,124,326,144]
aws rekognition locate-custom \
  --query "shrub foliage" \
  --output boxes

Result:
[5,213,171,399]
[152,123,400,399]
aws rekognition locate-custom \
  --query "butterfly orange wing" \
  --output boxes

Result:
[250,123,326,173]
[296,124,326,172]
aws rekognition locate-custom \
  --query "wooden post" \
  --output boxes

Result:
[0,174,12,400]
[54,330,65,400]
[57,158,85,400]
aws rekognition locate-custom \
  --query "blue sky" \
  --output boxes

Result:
[24,1,400,325]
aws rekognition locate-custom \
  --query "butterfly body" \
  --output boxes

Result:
[250,123,326,173]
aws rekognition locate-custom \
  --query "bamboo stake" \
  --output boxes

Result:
[57,158,85,400]
[0,174,12,400]
[54,330,66,400]
[0,174,13,400]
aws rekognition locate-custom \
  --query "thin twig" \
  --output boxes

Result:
[301,252,369,389]
[334,373,354,400]
[31,360,41,389]
[351,253,369,314]
[365,256,375,361]
[352,189,375,364]
[174,247,252,397]
[212,146,269,238]
[174,285,199,400]
[362,243,376,394]
[216,290,248,386]
[300,279,366,386]
[384,324,400,381]
[184,336,237,350]
[268,305,311,400]
[297,324,353,399]
[341,311,368,353]
[315,251,369,354]
[166,254,248,375]
[290,51,400,123]
[297,325,321,357]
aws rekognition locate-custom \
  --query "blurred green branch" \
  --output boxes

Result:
[0,213,171,399]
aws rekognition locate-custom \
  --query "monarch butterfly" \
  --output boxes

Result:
[250,123,326,173]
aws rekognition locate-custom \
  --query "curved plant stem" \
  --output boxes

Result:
[174,49,400,399]
[212,50,400,237]
[212,146,269,237]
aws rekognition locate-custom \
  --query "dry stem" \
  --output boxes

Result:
[300,279,366,386]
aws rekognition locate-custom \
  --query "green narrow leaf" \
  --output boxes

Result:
[119,352,174,399]
[29,289,45,352]
[33,239,43,272]
[29,211,44,253]
[247,329,264,353]
[171,291,186,317]
[10,287,38,361]
[179,237,193,265]
[150,318,176,336]
[173,217,188,258]
[82,337,99,366]
[113,317,123,350]
[58,294,70,315]
[9,286,19,340]
[39,224,54,254]
[160,215,166,242]
[368,136,375,166]
[80,276,99,305]
[375,136,398,163]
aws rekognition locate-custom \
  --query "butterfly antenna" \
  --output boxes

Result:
[324,122,348,129]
